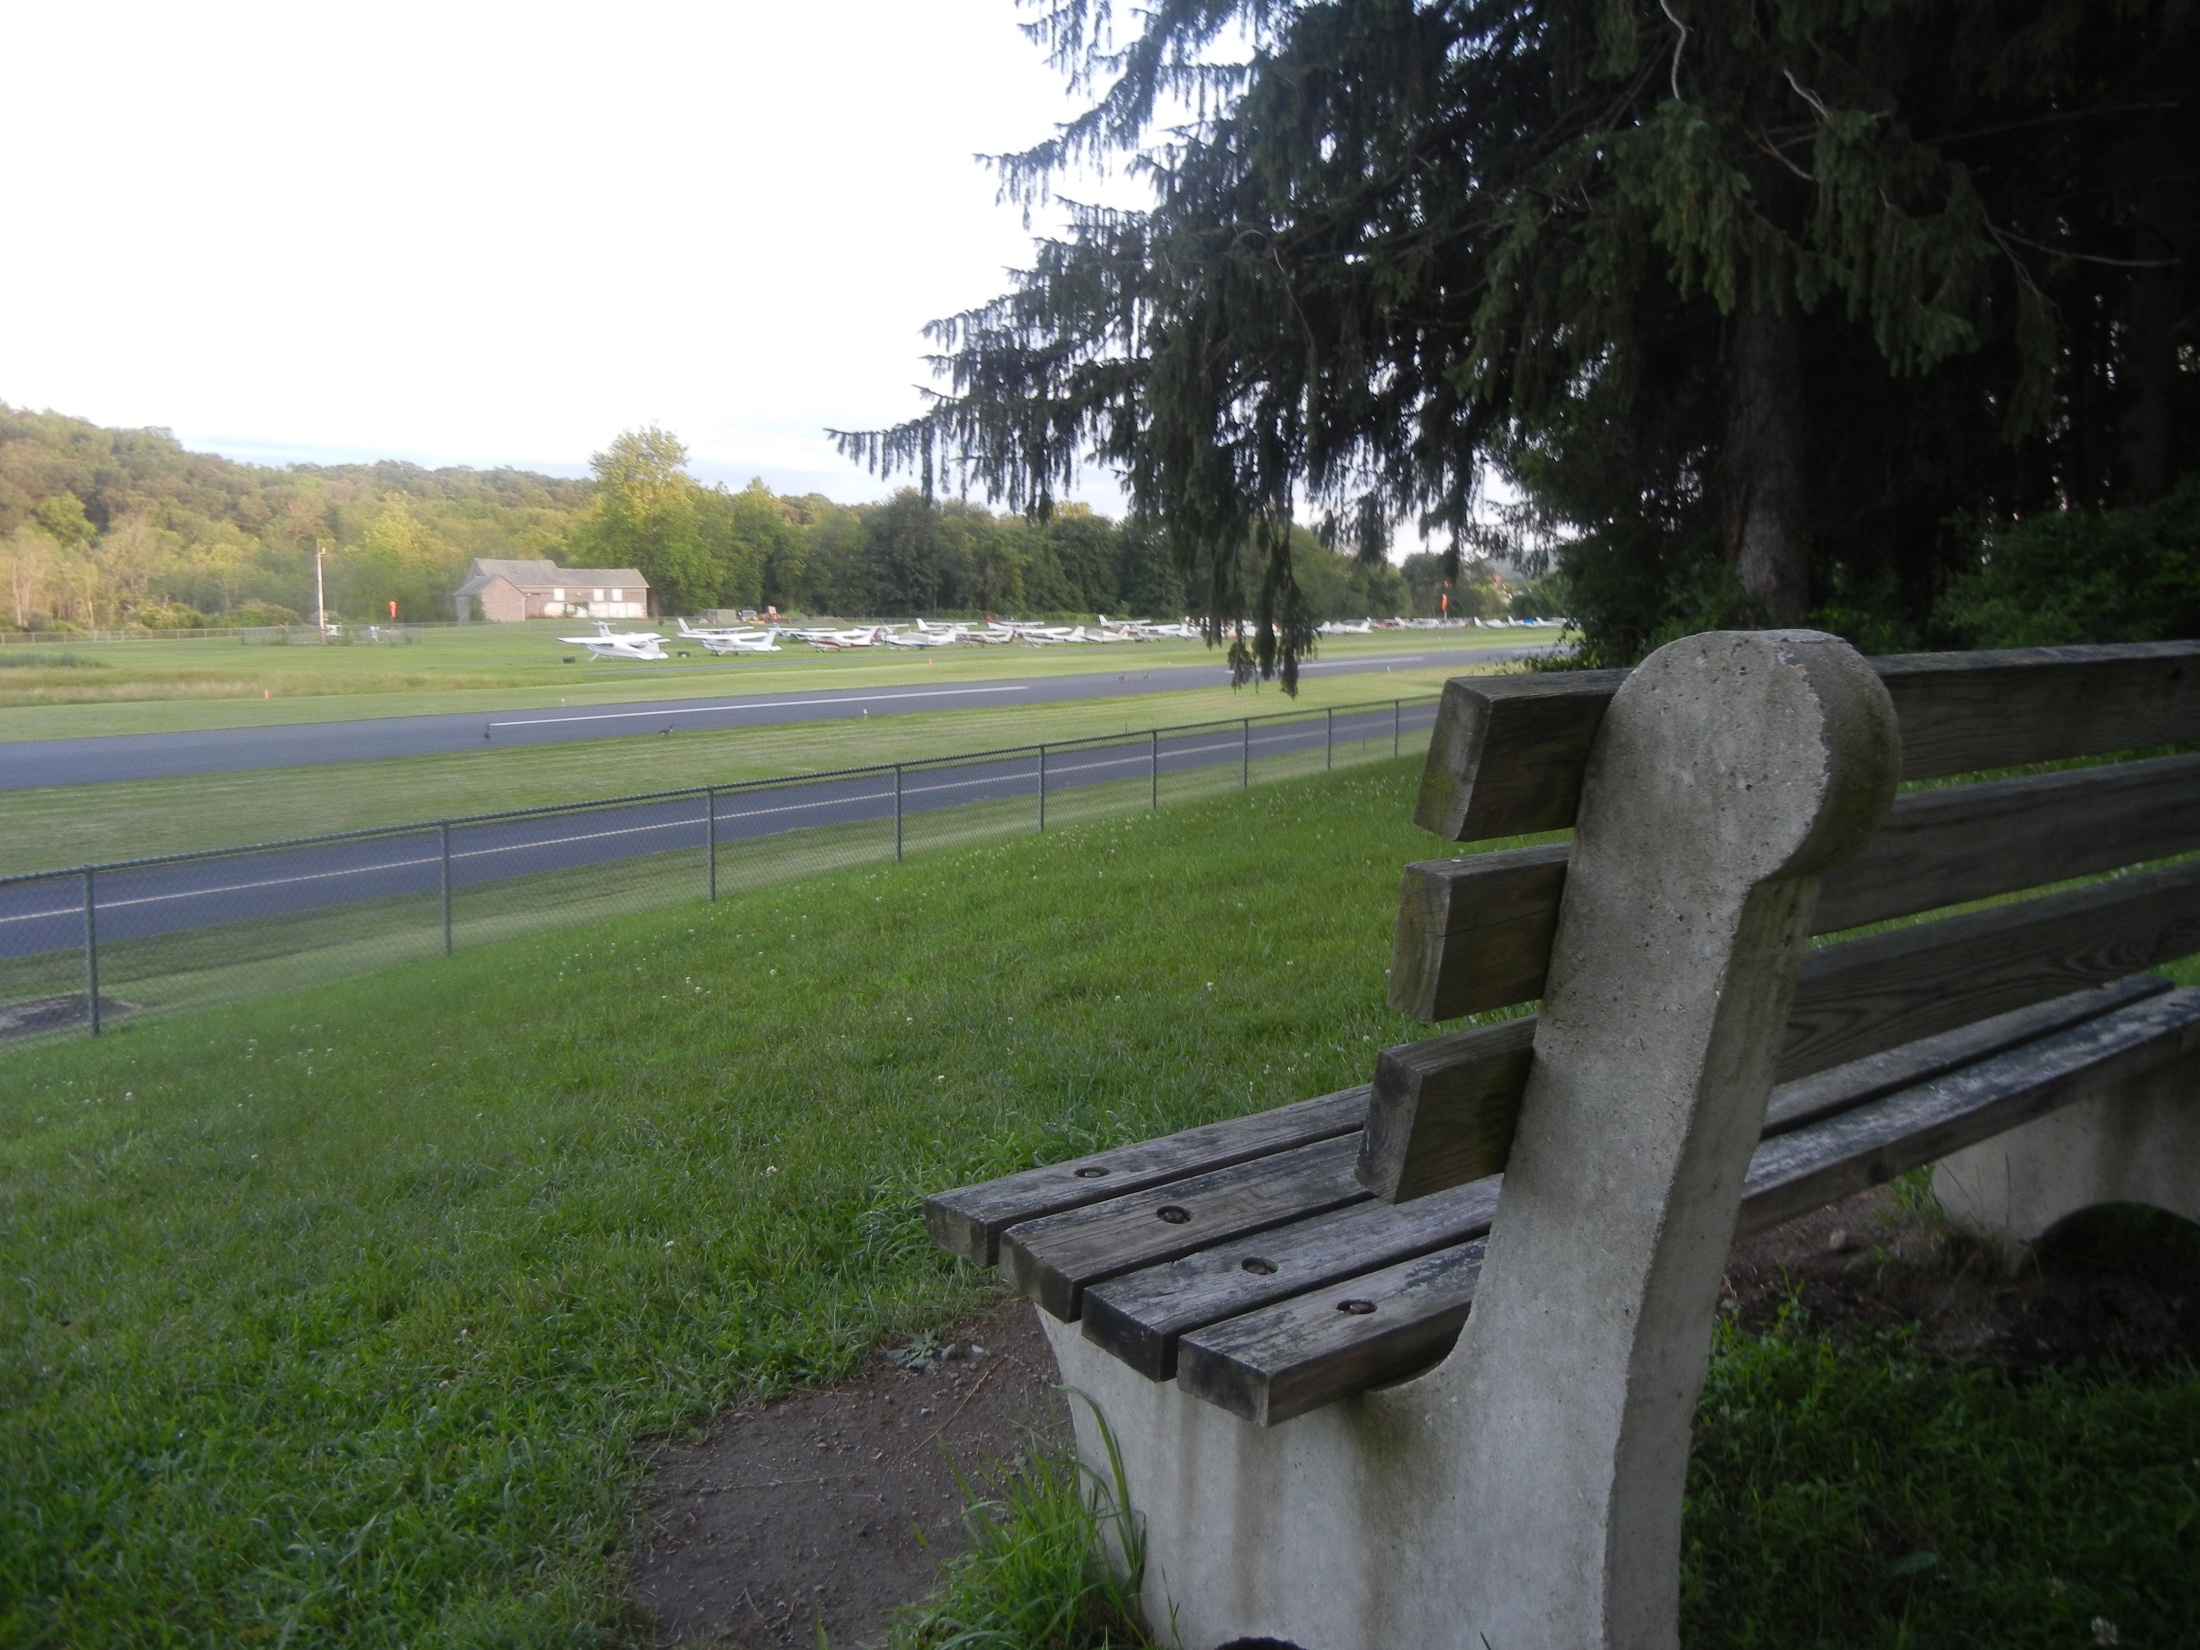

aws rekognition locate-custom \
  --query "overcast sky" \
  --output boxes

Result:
[3,0,1142,505]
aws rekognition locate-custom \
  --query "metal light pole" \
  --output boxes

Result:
[315,544,329,642]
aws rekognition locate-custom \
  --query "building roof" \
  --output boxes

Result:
[454,558,649,597]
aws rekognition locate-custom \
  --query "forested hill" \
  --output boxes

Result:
[0,407,1446,630]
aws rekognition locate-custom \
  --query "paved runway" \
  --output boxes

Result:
[0,703,1436,960]
[0,644,1539,791]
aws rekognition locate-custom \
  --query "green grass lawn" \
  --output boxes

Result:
[4,760,2193,1648]
[0,624,1531,738]
[0,676,1443,875]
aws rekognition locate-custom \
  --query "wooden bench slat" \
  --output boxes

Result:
[1387,846,1567,1023]
[999,1134,1371,1320]
[1359,974,2172,1205]
[1414,641,2200,846]
[1176,1240,1488,1427]
[1104,978,2162,1369]
[1878,642,2200,782]
[922,1085,1368,1265]
[1180,986,2200,1425]
[1817,752,2200,933]
[1080,1175,1505,1379]
[1780,858,2200,1079]
[1743,983,2200,1234]
[1357,1017,1536,1201]
[1391,755,2200,1024]
[1759,973,2173,1136]
[1412,670,1628,842]
[1374,863,2200,1207]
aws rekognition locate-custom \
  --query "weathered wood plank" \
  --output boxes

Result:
[1389,755,2200,1025]
[1081,1175,1504,1379]
[1413,641,2200,847]
[923,1086,1368,1265]
[1877,641,2200,781]
[1744,985,2200,1234]
[1177,1241,1488,1426]
[999,1134,1371,1321]
[1781,859,2200,1080]
[1181,986,2200,1425]
[1761,974,2172,1136]
[1358,975,2171,1207]
[1411,670,1627,841]
[1386,846,1568,1022]
[1357,1017,1537,1201]
[1817,752,2200,932]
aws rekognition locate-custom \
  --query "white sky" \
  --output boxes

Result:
[1,0,1139,506]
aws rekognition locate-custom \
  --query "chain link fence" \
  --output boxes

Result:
[0,694,1438,1045]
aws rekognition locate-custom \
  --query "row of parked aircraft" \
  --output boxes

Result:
[557,610,1570,663]
[557,616,1204,661]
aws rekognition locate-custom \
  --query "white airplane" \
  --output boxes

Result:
[799,625,883,650]
[887,623,962,648]
[1319,618,1375,635]
[676,619,781,654]
[561,621,669,661]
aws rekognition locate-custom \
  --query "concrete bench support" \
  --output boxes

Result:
[1936,1048,2200,1241]
[1053,632,1900,1650]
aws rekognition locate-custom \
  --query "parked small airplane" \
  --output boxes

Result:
[798,625,883,650]
[886,624,961,648]
[676,619,782,654]
[560,621,669,661]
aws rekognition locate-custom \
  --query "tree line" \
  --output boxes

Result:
[0,406,1476,631]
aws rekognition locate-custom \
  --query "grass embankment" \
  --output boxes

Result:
[0,674,1443,874]
[0,625,1525,736]
[1,763,1443,1646]
[5,761,2194,1647]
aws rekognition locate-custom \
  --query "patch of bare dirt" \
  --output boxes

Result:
[1722,1188,2200,1377]
[625,1299,1071,1648]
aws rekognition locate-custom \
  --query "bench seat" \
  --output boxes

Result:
[932,974,2200,1423]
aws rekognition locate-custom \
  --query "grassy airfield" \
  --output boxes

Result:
[0,622,1535,738]
[0,669,1458,874]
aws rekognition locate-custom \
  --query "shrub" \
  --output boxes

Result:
[1934,478,2200,648]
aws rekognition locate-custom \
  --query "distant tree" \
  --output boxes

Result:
[574,427,718,613]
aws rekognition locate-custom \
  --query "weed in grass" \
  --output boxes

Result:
[889,1399,1153,1650]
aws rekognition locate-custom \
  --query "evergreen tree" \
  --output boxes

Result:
[838,0,2195,672]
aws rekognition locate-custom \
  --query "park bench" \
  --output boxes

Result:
[923,630,2200,1650]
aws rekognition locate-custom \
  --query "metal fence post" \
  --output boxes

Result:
[1150,728,1159,810]
[894,764,904,860]
[1037,744,1047,832]
[1326,706,1335,771]
[706,786,718,900]
[439,822,454,956]
[1394,698,1401,758]
[82,867,99,1036]
[1242,718,1250,789]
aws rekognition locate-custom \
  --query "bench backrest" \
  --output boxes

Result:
[1366,638,2200,1200]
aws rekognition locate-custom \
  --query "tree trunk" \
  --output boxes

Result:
[2120,197,2184,505]
[1721,304,1812,625]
